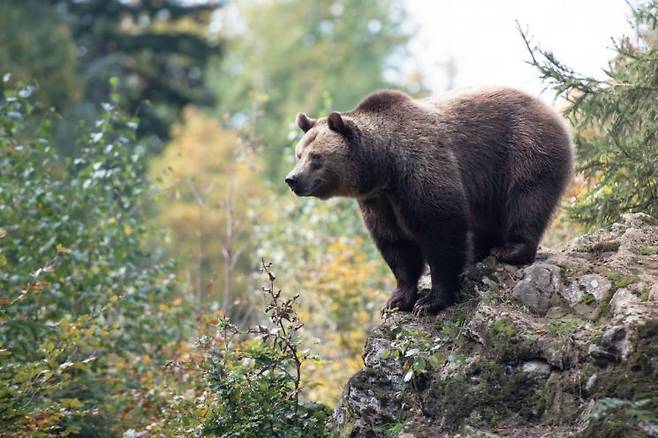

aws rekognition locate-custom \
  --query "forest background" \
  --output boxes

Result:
[1,0,656,435]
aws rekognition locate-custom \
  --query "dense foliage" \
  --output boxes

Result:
[0,80,333,436]
[0,3,78,110]
[199,261,331,437]
[0,0,221,150]
[0,80,186,435]
[522,0,658,226]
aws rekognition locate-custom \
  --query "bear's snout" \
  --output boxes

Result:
[284,174,299,191]
[285,175,297,190]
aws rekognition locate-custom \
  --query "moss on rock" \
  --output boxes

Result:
[424,359,554,431]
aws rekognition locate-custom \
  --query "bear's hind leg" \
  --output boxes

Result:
[491,241,537,265]
[471,229,502,264]
[492,184,562,265]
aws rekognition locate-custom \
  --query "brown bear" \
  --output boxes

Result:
[285,87,573,315]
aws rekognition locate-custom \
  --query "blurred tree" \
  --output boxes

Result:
[0,0,223,152]
[521,1,658,226]
[254,193,388,404]
[149,108,267,321]
[0,80,187,436]
[0,2,79,109]
[211,0,423,181]
[302,237,388,404]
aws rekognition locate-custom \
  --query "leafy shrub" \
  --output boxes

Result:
[0,78,332,437]
[151,261,332,437]
[0,79,186,435]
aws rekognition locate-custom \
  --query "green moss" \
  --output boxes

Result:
[547,319,579,337]
[579,321,658,436]
[577,399,653,438]
[426,359,552,431]
[493,317,515,337]
[386,421,404,437]
[582,292,595,304]
[485,318,540,363]
[639,245,657,255]
[588,330,603,344]
[605,271,638,289]
[441,315,465,343]
[594,298,612,321]
[630,287,650,303]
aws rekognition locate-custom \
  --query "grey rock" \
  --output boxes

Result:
[588,343,619,364]
[417,273,432,292]
[601,325,626,346]
[638,421,658,437]
[561,274,612,319]
[521,360,551,380]
[609,288,653,325]
[600,325,633,361]
[621,212,657,227]
[512,263,561,315]
[585,374,597,392]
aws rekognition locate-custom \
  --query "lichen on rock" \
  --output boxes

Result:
[334,213,658,437]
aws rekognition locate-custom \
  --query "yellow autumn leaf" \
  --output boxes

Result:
[123,223,132,236]
[60,398,82,409]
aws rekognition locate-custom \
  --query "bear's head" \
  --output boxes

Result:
[285,111,361,200]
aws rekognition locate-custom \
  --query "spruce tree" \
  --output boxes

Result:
[521,1,658,226]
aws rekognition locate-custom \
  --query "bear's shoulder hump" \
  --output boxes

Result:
[356,90,410,113]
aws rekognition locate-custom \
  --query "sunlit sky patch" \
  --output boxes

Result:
[405,0,634,100]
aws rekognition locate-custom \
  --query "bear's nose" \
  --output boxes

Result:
[285,175,298,190]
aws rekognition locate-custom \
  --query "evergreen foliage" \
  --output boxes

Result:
[521,1,658,226]
[0,0,222,149]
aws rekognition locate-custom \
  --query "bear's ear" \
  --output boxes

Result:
[296,112,316,132]
[327,112,353,138]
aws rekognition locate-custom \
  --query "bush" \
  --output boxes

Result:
[154,260,332,437]
[521,1,658,226]
[0,79,187,435]
[0,78,331,437]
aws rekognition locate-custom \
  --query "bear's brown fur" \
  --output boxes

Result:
[286,87,573,315]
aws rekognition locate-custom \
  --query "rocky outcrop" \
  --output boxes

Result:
[334,213,658,437]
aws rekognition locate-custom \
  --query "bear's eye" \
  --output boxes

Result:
[309,152,322,161]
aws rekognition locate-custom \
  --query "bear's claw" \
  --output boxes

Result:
[382,289,417,314]
[411,293,450,316]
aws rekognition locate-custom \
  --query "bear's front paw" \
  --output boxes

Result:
[412,293,451,317]
[382,289,417,314]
